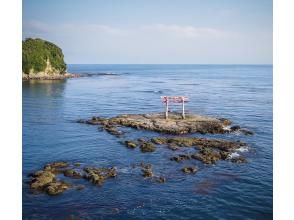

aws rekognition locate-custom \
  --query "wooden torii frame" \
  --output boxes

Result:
[161,96,189,119]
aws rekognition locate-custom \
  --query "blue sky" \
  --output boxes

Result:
[23,0,273,64]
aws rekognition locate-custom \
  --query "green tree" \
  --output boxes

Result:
[22,38,67,74]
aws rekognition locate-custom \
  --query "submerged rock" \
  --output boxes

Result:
[124,140,137,149]
[63,169,83,179]
[140,142,156,153]
[154,176,166,183]
[231,156,247,163]
[83,167,117,185]
[43,161,69,173]
[181,166,198,174]
[170,154,192,162]
[141,163,153,177]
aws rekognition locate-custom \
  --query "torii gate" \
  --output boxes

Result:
[161,96,189,120]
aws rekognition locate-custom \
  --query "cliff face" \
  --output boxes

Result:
[22,38,67,75]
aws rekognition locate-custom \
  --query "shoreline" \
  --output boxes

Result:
[22,72,81,80]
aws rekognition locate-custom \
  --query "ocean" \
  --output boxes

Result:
[23,64,273,219]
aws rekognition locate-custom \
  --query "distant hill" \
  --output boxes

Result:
[22,38,67,75]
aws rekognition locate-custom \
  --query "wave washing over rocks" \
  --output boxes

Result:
[28,112,254,196]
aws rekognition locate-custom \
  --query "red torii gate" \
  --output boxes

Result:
[160,96,189,119]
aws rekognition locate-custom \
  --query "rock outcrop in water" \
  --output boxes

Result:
[78,112,253,135]
[28,162,117,195]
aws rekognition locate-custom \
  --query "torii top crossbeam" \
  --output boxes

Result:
[160,96,189,119]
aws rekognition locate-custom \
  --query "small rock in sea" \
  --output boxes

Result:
[155,176,166,183]
[191,148,222,164]
[124,140,137,149]
[239,128,254,135]
[181,166,198,174]
[230,125,241,131]
[43,161,69,173]
[74,162,81,167]
[170,154,191,162]
[137,138,146,143]
[231,156,247,163]
[140,142,156,153]
[29,170,56,190]
[167,144,179,151]
[83,167,117,185]
[75,185,85,190]
[45,181,72,195]
[63,169,83,179]
[140,163,153,177]
[112,208,120,214]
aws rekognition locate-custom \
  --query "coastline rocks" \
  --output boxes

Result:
[79,112,250,135]
[22,73,80,80]
[28,162,118,195]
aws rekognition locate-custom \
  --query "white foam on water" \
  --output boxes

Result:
[236,146,249,152]
[222,126,231,131]
[117,167,130,174]
[228,152,240,159]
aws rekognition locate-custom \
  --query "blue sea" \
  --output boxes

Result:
[23,64,273,220]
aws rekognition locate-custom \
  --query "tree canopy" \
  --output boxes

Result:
[22,38,67,74]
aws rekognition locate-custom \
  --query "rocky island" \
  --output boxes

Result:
[22,38,78,80]
[78,112,253,136]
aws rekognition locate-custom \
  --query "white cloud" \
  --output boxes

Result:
[22,20,272,64]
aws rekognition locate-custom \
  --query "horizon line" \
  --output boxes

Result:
[67,63,273,65]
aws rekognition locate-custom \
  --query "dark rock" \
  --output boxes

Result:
[230,125,241,131]
[140,163,153,177]
[43,161,69,173]
[167,144,179,151]
[218,118,232,126]
[140,142,156,153]
[155,176,166,183]
[170,154,191,162]
[75,185,85,190]
[30,170,56,190]
[181,166,198,174]
[191,148,222,164]
[239,128,254,135]
[45,181,72,195]
[83,167,117,185]
[124,140,137,149]
[231,156,247,163]
[63,169,82,179]
[74,163,81,167]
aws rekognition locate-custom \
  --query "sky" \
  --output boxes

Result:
[23,0,273,64]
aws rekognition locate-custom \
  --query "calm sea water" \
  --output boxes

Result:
[23,64,273,220]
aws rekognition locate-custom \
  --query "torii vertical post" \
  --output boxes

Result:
[182,96,185,119]
[165,98,169,120]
